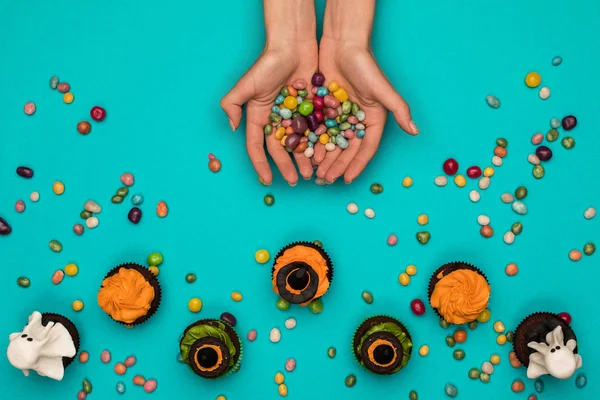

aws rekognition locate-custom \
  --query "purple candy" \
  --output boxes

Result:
[562,115,577,131]
[220,312,237,327]
[291,116,308,134]
[16,166,34,179]
[311,72,325,87]
[307,113,319,131]
[536,145,553,161]
[285,134,301,149]
[128,207,142,224]
[0,217,12,235]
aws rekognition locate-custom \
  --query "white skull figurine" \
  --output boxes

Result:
[527,325,583,379]
[7,311,76,381]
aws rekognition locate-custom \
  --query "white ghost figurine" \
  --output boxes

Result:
[7,311,76,381]
[527,325,583,379]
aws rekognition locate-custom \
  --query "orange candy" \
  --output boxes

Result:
[114,363,127,375]
[156,201,168,218]
[453,330,467,343]
[569,250,582,261]
[287,86,297,97]
[285,126,294,135]
[505,263,519,276]
[494,146,507,157]
[133,375,146,386]
[208,159,221,173]
[79,351,89,363]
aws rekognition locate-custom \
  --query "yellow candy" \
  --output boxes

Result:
[477,309,491,323]
[216,396,227,400]
[255,249,270,264]
[328,81,339,92]
[419,345,429,356]
[52,181,65,195]
[333,88,348,102]
[402,177,413,187]
[490,354,501,365]
[188,298,202,312]
[417,214,429,225]
[493,321,505,333]
[231,292,243,302]
[525,72,542,88]
[283,96,297,110]
[148,266,159,276]
[275,372,285,384]
[280,136,288,146]
[304,129,310,137]
[72,300,84,312]
[319,134,329,144]
[454,175,466,187]
[278,383,288,397]
[336,116,341,123]
[398,273,410,286]
[406,265,417,276]
[63,92,74,104]
[496,334,507,345]
[65,263,78,276]
[483,167,495,177]
[275,127,286,140]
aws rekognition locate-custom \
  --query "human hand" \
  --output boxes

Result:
[315,0,419,184]
[220,1,318,185]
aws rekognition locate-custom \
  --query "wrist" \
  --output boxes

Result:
[322,0,374,50]
[264,0,317,51]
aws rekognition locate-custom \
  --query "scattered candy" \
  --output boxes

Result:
[327,347,336,358]
[479,373,490,383]
[505,263,518,276]
[63,92,74,104]
[453,349,465,360]
[124,355,137,367]
[511,222,523,235]
[552,56,563,66]
[82,379,93,394]
[24,102,36,115]
[65,263,78,276]
[409,391,418,400]
[454,330,467,343]
[575,372,587,388]
[264,194,275,206]
[478,177,490,190]
[77,121,91,135]
[477,309,491,322]
[131,194,144,205]
[493,321,505,333]
[410,299,426,315]
[531,133,543,145]
[120,173,134,186]
[503,232,515,244]
[188,298,202,312]
[101,350,111,363]
[486,95,500,109]
[284,318,296,330]
[469,190,480,202]
[77,391,86,400]
[270,328,281,343]
[584,207,596,219]
[148,266,159,276]
[509,351,522,368]
[255,249,270,264]
[562,136,575,149]
[539,87,550,100]
[133,375,145,386]
[143,379,157,393]
[528,154,540,165]
[402,177,413,187]
[418,345,429,356]
[361,291,374,304]
[525,72,541,88]
[84,200,102,213]
[490,354,500,365]
[387,234,398,246]
[275,372,285,384]
[445,336,456,347]
[496,334,507,345]
[220,312,237,327]
[547,128,559,142]
[57,82,70,93]
[114,362,127,375]
[434,176,448,186]
[49,76,59,89]
[17,277,30,288]
[444,383,458,397]
[454,175,466,187]
[72,300,84,311]
[231,292,243,302]
[364,208,375,219]
[443,158,459,175]
[79,351,89,363]
[467,166,482,178]
[16,166,34,178]
[15,200,25,213]
[477,215,490,226]
[309,299,323,314]
[584,243,595,256]
[491,156,502,166]
[512,201,528,215]
[52,270,64,284]
[346,203,358,214]
[185,273,196,283]
[285,358,296,372]
[417,214,428,225]
[512,379,525,393]
[147,252,163,266]
[86,217,99,229]
[416,231,430,244]
[52,181,65,195]
[532,164,545,179]
[406,265,417,275]
[468,368,480,379]
[116,381,126,394]
[345,374,357,388]
[247,329,257,341]
[399,273,410,286]
[209,158,222,172]
[128,207,142,224]
[480,225,493,238]
[370,183,383,194]
[90,106,106,122]
[276,298,290,311]
[49,240,63,252]
[111,195,123,204]
[569,249,582,261]
[440,318,450,329]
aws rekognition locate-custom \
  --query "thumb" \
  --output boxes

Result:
[374,73,419,135]
[220,74,255,131]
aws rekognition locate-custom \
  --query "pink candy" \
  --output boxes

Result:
[347,116,359,124]
[208,153,216,160]
[247,329,257,341]
[343,130,355,139]
[124,355,137,367]
[143,379,157,393]
[281,119,292,128]
[292,79,306,90]
[325,108,338,120]
[24,102,36,116]
[77,391,87,400]
[100,350,111,363]
[324,95,339,109]
[120,172,134,187]
[15,200,25,213]
[315,125,327,135]
[285,358,296,372]
[387,234,398,246]
[311,87,318,95]
[531,133,543,145]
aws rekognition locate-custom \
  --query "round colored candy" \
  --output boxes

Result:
[90,106,106,121]
[220,312,237,327]
[466,166,482,178]
[562,115,577,130]
[208,159,221,172]
[410,299,425,315]
[57,82,70,93]
[311,72,325,87]
[525,72,542,88]
[255,249,270,264]
[443,158,459,175]
[63,92,74,104]
[298,101,314,116]
[77,121,91,135]
[188,298,202,312]
[128,207,142,224]
[558,312,572,324]
[24,102,36,115]
[535,146,553,161]
[147,252,163,266]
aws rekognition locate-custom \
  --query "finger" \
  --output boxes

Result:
[324,138,362,183]
[374,73,419,135]
[293,150,314,180]
[344,123,384,182]
[266,133,299,185]
[313,142,327,165]
[246,122,273,184]
[316,147,342,182]
[220,73,255,131]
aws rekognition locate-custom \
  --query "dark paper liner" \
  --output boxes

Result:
[271,241,334,303]
[427,261,490,323]
[180,319,242,379]
[99,263,162,327]
[41,313,80,368]
[513,312,578,367]
[351,315,412,375]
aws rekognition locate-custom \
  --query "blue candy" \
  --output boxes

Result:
[356,129,366,138]
[308,132,318,143]
[336,136,349,149]
[271,106,280,113]
[316,87,329,97]
[325,119,338,128]
[279,108,292,119]
[274,95,285,105]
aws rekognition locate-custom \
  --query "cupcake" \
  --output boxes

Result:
[428,261,490,324]
[514,312,582,379]
[179,319,242,378]
[352,315,413,375]
[97,263,161,327]
[7,311,80,381]
[272,241,333,313]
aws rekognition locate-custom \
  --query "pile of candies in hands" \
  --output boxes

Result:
[264,72,367,158]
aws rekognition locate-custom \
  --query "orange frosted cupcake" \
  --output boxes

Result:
[97,263,162,327]
[428,261,490,325]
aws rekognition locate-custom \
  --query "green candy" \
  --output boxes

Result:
[345,375,357,388]
[339,122,351,131]
[511,222,523,235]
[269,113,281,124]
[515,186,527,199]
[17,277,30,288]
[185,273,196,283]
[533,164,545,179]
[49,76,59,89]
[361,291,374,304]
[496,138,508,147]
[116,187,129,197]
[327,127,340,136]
[49,240,62,253]
[314,240,323,248]
[409,390,418,400]
[264,124,273,135]
[111,195,124,204]
[327,347,337,358]
[444,383,458,397]
[298,101,314,116]
[416,232,430,244]
[546,128,559,142]
[147,252,163,266]
[480,372,490,383]
[80,210,92,219]
[308,298,323,314]
[339,114,349,123]
[453,349,465,360]
[342,100,352,114]
[506,330,514,342]
[82,379,93,394]
[370,183,383,194]
[276,298,290,311]
[297,89,308,98]
[292,112,300,119]
[584,243,595,256]
[562,136,575,149]
[468,368,480,379]
[264,194,275,206]
[280,87,289,97]
[486,95,500,109]
[439,318,450,329]
[446,336,456,348]
[467,321,478,330]
[351,102,360,115]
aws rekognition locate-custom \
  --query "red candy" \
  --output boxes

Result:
[90,106,106,122]
[313,96,324,111]
[558,312,572,324]
[443,158,459,175]
[466,166,482,178]
[410,299,426,316]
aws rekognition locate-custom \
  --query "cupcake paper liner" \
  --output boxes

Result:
[100,263,162,327]
[427,261,489,323]
[41,312,80,368]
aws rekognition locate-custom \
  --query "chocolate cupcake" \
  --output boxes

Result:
[428,261,490,324]
[352,316,413,375]
[7,311,80,381]
[272,241,333,313]
[97,263,162,327]
[514,312,582,380]
[179,319,242,379]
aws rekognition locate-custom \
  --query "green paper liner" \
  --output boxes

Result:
[40,313,80,368]
[98,263,162,327]
[427,261,489,323]
[513,312,578,367]
[351,315,413,375]
[179,319,242,379]
[271,241,334,304]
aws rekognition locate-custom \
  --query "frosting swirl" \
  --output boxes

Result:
[430,269,490,324]
[97,268,155,323]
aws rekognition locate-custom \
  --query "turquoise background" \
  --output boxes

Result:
[1,0,599,399]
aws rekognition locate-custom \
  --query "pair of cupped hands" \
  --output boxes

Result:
[220,37,419,186]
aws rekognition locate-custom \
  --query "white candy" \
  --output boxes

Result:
[29,191,40,202]
[346,203,358,214]
[501,193,514,203]
[477,215,490,226]
[539,87,551,100]
[284,318,296,330]
[491,156,503,167]
[528,154,540,165]
[314,178,327,186]
[512,201,528,215]
[304,147,314,158]
[85,217,99,229]
[364,208,375,219]
[325,143,336,152]
[434,176,448,187]
[269,328,281,343]
[481,361,494,375]
[469,190,480,203]
[504,231,515,244]
[584,207,596,219]
[84,200,101,213]
[478,177,491,190]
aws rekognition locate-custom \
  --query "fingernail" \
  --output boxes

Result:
[326,179,336,185]
[288,181,297,187]
[303,175,312,180]
[228,118,236,131]
[409,120,419,135]
[345,180,353,184]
